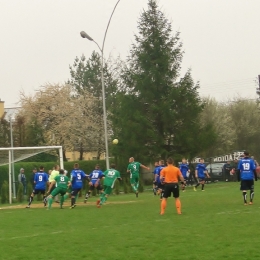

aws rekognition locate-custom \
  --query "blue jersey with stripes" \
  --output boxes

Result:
[71,169,86,189]
[179,163,189,178]
[196,163,207,178]
[34,171,49,190]
[155,165,165,183]
[89,170,104,184]
[238,157,256,180]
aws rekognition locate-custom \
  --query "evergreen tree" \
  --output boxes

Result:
[111,0,216,160]
[68,52,118,159]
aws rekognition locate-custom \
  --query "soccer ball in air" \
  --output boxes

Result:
[112,139,119,144]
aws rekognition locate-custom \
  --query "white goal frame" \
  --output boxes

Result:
[0,146,63,204]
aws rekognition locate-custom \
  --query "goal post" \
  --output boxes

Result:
[0,146,63,204]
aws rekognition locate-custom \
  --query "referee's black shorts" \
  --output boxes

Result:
[163,183,179,198]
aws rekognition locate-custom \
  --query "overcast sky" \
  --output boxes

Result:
[1,0,260,107]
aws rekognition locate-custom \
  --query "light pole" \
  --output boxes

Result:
[9,116,16,198]
[80,0,121,170]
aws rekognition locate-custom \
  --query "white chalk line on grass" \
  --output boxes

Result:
[217,210,260,215]
[0,231,64,241]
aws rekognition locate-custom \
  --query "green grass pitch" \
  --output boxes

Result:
[0,182,259,260]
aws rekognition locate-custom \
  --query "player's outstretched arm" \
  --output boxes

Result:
[141,164,150,171]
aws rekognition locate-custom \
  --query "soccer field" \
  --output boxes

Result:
[1,182,259,260]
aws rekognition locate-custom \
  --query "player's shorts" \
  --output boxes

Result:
[240,180,254,191]
[33,189,45,195]
[163,183,179,198]
[71,188,81,196]
[51,187,67,197]
[157,182,165,190]
[198,177,205,182]
[130,175,139,185]
[89,183,103,191]
[103,185,113,195]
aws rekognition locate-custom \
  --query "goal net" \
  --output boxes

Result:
[0,146,63,204]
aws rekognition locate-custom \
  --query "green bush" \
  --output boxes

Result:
[17,183,24,203]
[1,181,9,204]
[114,179,120,195]
[27,182,33,198]
[123,177,128,194]
[139,177,144,193]
[37,192,42,201]
[92,186,97,196]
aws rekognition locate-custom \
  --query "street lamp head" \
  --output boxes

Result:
[80,31,93,41]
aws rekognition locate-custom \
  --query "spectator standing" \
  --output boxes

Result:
[18,168,27,195]
[30,168,37,188]
[223,161,232,182]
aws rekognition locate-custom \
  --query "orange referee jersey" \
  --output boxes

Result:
[160,165,182,183]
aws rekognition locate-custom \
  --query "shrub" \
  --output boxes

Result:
[114,179,120,195]
[1,181,9,204]
[17,183,24,203]
[27,183,33,199]
[139,177,144,193]
[123,177,128,194]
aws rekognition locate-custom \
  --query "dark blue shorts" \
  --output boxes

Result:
[240,180,254,191]
[89,183,103,191]
[71,188,81,196]
[33,189,45,195]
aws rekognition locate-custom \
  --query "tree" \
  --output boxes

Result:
[68,51,118,159]
[0,118,10,147]
[228,98,260,157]
[19,84,98,161]
[200,98,236,157]
[111,0,216,161]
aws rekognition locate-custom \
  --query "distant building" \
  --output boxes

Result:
[66,150,105,161]
[0,99,20,120]
[0,100,4,119]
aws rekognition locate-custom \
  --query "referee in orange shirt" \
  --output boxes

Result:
[160,157,185,215]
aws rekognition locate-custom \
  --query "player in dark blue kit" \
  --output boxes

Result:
[194,159,210,191]
[155,160,165,200]
[84,164,104,203]
[70,163,87,209]
[26,166,49,208]
[153,161,159,195]
[179,158,190,191]
[237,151,257,205]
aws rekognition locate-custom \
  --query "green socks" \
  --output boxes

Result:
[48,197,53,209]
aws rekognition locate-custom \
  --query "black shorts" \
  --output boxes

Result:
[157,183,165,190]
[198,178,205,182]
[89,184,103,191]
[71,188,81,196]
[33,189,45,195]
[163,183,179,198]
[240,180,254,191]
